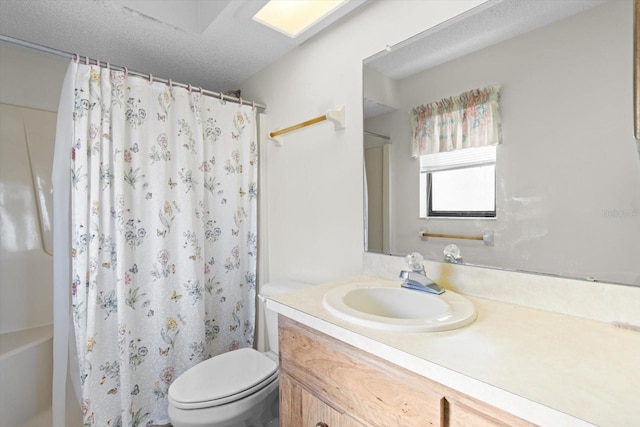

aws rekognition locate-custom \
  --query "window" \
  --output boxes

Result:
[419,145,496,218]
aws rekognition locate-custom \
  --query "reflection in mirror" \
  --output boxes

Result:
[363,0,640,286]
[364,130,391,254]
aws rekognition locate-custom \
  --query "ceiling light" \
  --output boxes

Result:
[253,0,347,38]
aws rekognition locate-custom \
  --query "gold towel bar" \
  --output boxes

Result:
[268,105,345,146]
[421,232,483,241]
[420,230,494,246]
[269,115,327,138]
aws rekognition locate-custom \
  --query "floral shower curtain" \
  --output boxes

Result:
[57,62,257,426]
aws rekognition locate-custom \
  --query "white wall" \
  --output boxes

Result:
[241,0,486,285]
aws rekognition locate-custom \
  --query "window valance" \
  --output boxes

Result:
[409,85,502,158]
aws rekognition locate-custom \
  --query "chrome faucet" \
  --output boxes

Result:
[400,252,445,295]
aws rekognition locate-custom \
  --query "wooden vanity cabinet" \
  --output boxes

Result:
[278,316,536,427]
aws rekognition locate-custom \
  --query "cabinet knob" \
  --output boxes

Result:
[315,423,329,427]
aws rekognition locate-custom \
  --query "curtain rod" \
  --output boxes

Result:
[364,130,390,140]
[0,34,266,110]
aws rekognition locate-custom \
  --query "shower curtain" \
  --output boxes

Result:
[53,61,257,426]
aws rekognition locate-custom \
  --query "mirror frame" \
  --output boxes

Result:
[635,0,639,138]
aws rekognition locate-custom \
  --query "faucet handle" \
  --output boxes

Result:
[405,252,425,272]
[444,244,463,263]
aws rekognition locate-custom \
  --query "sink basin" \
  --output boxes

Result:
[322,283,476,332]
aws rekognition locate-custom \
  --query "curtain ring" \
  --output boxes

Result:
[251,101,256,111]
[198,87,203,95]
[85,56,89,65]
[96,59,100,67]
[219,92,225,104]
[73,53,79,64]
[168,79,173,89]
[124,67,128,78]
[188,84,192,94]
[106,62,110,71]
[238,97,243,107]
[149,73,153,84]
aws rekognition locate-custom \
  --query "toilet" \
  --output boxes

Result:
[167,280,310,427]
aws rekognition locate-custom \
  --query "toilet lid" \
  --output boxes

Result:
[169,348,278,409]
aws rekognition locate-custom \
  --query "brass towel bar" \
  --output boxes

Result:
[420,230,494,246]
[268,105,345,146]
[269,115,327,138]
[421,232,483,241]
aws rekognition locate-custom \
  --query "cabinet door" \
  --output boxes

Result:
[280,372,365,427]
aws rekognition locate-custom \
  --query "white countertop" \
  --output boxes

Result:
[266,275,640,427]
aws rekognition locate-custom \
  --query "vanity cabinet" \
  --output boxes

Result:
[278,316,536,427]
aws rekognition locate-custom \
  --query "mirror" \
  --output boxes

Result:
[363,0,640,286]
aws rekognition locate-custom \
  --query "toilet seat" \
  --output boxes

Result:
[168,348,278,410]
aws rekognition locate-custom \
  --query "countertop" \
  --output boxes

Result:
[266,275,640,427]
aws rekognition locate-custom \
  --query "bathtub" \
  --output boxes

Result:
[0,324,53,427]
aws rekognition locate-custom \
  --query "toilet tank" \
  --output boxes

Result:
[259,280,310,354]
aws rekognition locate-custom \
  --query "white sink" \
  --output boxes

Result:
[322,283,476,332]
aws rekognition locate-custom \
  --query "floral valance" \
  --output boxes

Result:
[409,85,502,158]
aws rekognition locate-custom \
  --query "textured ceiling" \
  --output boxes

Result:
[1,0,610,96]
[362,0,608,119]
[366,0,608,80]
[0,0,368,93]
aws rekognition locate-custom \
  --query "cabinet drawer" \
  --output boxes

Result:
[279,316,443,427]
[442,395,535,427]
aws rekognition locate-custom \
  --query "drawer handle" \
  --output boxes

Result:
[315,423,329,427]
